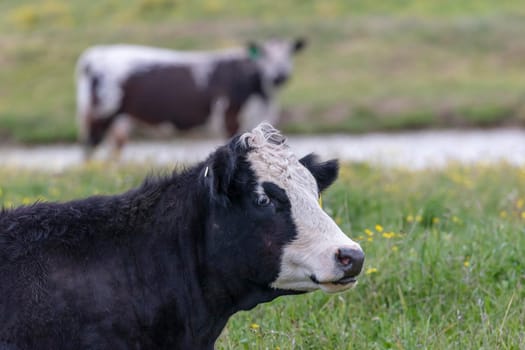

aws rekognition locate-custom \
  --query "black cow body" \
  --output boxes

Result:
[0,124,363,349]
[0,165,286,349]
[119,58,265,135]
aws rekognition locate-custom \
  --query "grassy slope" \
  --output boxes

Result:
[1,162,524,349]
[1,1,525,143]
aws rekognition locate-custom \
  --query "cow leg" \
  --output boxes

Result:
[204,97,228,138]
[84,116,115,160]
[108,115,133,160]
[224,104,242,137]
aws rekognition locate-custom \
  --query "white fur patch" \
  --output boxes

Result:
[240,124,363,293]
[75,70,91,142]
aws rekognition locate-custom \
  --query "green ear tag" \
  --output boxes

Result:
[249,46,260,59]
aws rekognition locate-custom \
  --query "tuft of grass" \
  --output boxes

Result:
[1,162,524,348]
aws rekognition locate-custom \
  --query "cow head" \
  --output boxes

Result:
[203,123,364,295]
[247,38,307,91]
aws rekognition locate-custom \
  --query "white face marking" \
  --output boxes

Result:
[254,40,296,93]
[240,124,363,294]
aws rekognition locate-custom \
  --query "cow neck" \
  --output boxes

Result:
[197,265,303,347]
[136,167,224,346]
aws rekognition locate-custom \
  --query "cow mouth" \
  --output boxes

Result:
[333,276,357,285]
[310,274,357,286]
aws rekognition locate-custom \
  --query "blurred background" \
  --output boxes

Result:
[2,0,525,145]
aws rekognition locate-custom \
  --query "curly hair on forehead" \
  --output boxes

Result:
[241,122,285,144]
[238,124,318,194]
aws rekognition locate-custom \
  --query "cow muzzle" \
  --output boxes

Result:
[308,246,365,293]
[335,247,365,281]
[273,74,289,86]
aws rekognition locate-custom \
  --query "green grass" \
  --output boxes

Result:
[1,1,525,143]
[1,162,524,349]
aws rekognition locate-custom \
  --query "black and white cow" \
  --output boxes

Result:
[0,124,364,349]
[76,38,306,158]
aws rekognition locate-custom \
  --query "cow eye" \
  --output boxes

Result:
[256,193,271,207]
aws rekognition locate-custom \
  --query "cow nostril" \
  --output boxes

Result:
[336,247,365,276]
[273,74,288,86]
[336,249,352,266]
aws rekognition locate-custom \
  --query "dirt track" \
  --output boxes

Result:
[1,128,524,171]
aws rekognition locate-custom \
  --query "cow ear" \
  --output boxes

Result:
[292,37,307,53]
[247,42,262,60]
[299,153,339,192]
[203,145,237,206]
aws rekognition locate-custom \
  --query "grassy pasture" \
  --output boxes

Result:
[2,1,525,143]
[1,162,524,349]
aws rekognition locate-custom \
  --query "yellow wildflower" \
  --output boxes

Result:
[521,212,525,220]
[375,224,383,232]
[463,260,470,267]
[517,199,524,209]
[364,229,374,236]
[391,245,399,252]
[499,210,508,219]
[406,215,414,223]
[432,217,440,224]
[415,215,423,223]
[367,237,373,242]
[250,323,260,330]
[382,232,396,239]
[452,216,460,224]
[366,267,378,275]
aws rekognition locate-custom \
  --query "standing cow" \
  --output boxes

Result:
[0,123,364,349]
[76,38,306,158]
